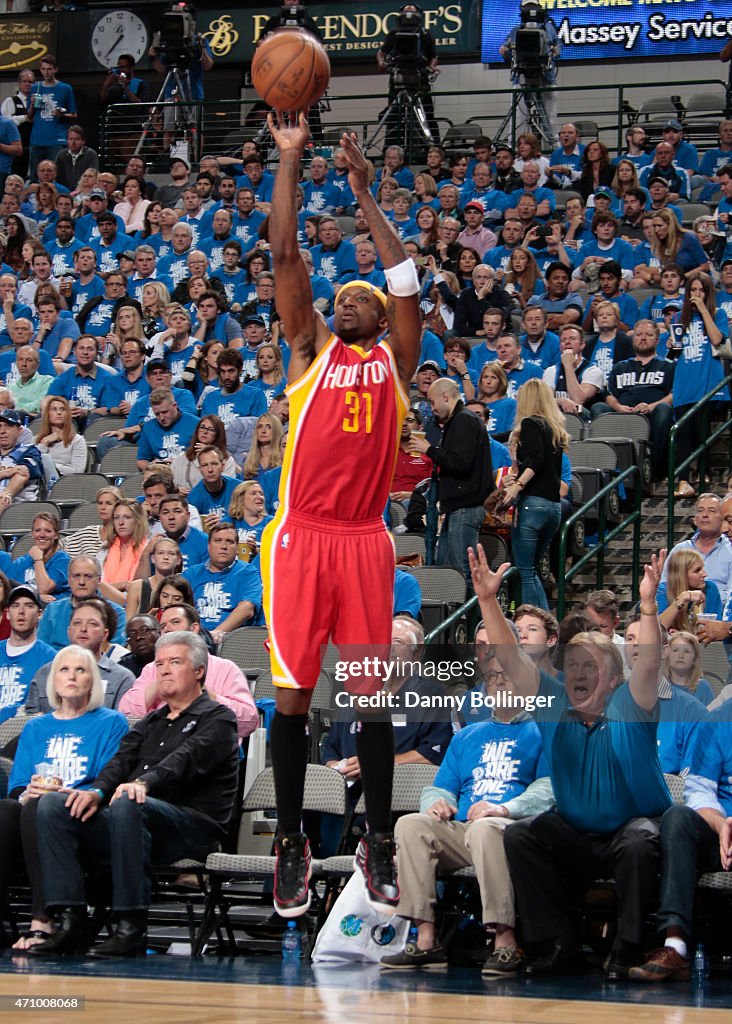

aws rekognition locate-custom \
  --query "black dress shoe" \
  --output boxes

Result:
[26,910,87,957]
[525,940,579,976]
[88,918,147,959]
[604,958,631,982]
[604,942,640,981]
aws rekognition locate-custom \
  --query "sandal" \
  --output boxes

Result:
[12,929,54,951]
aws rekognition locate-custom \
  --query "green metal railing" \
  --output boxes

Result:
[424,565,521,645]
[556,465,643,620]
[667,373,732,550]
[100,76,727,171]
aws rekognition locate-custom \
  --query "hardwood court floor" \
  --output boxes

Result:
[1,957,732,1024]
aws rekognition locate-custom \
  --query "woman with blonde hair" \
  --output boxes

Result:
[0,511,70,598]
[141,280,171,337]
[662,630,714,705]
[229,480,273,559]
[0,644,127,951]
[243,413,283,480]
[657,548,723,631]
[34,396,87,476]
[501,379,569,608]
[504,247,544,308]
[648,209,709,279]
[249,344,286,407]
[126,535,182,618]
[99,499,150,596]
[63,485,124,560]
[477,361,516,438]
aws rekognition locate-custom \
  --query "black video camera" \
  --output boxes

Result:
[159,1,199,67]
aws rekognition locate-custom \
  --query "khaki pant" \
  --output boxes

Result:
[394,812,515,926]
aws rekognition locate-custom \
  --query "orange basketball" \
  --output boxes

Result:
[252,28,330,112]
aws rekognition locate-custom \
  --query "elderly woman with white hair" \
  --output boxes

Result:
[0,645,127,951]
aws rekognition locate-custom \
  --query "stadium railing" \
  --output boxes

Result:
[667,372,732,551]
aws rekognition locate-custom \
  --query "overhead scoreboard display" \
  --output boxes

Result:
[481,0,732,64]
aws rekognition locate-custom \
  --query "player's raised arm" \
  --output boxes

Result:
[268,113,329,382]
[340,131,421,387]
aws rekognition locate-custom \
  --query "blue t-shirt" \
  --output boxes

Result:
[506,361,543,399]
[0,639,56,723]
[575,237,635,272]
[46,238,84,277]
[393,569,422,617]
[36,595,126,651]
[485,396,516,436]
[183,559,262,630]
[0,549,70,597]
[0,302,32,348]
[137,411,200,464]
[467,343,498,375]
[657,682,708,776]
[532,670,671,833]
[200,385,268,427]
[302,180,342,215]
[520,331,561,371]
[231,515,273,551]
[157,251,193,288]
[8,707,128,792]
[656,579,722,618]
[75,213,126,244]
[260,465,281,515]
[39,317,80,361]
[79,296,119,336]
[70,275,105,316]
[671,310,730,408]
[0,117,20,174]
[688,702,732,816]
[584,292,639,330]
[29,82,76,146]
[187,475,240,520]
[310,240,357,285]
[432,717,547,821]
[170,526,210,571]
[47,367,119,412]
[0,348,55,386]
[231,210,267,251]
[124,386,196,429]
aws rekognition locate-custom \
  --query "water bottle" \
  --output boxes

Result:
[282,920,301,961]
[692,943,709,982]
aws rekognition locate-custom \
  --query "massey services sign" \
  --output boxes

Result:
[200,1,480,62]
[481,0,732,63]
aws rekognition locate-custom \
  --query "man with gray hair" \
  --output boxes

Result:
[7,346,53,416]
[29,630,239,958]
[409,378,493,579]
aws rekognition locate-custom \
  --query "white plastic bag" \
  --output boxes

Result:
[311,873,410,964]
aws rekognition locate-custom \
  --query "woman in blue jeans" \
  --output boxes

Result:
[501,379,568,609]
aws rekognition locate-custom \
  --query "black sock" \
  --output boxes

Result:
[270,711,309,835]
[356,720,394,834]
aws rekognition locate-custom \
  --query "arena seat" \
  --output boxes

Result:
[49,474,110,517]
[0,502,62,546]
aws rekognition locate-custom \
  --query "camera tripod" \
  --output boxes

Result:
[134,64,198,163]
[366,74,435,163]
[494,79,556,149]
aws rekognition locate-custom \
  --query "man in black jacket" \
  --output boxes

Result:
[455,265,512,336]
[29,631,239,959]
[409,378,493,579]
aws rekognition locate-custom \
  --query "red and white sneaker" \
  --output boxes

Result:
[354,832,399,914]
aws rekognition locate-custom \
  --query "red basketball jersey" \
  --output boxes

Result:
[279,334,409,522]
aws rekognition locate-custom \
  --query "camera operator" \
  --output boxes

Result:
[150,3,214,149]
[499,0,560,139]
[377,3,440,149]
[99,55,149,166]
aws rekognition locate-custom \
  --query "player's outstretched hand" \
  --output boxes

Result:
[267,111,310,156]
[468,544,510,603]
[340,131,370,195]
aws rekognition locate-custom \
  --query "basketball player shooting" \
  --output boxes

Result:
[262,112,421,918]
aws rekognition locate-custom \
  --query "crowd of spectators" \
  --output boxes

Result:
[2,78,732,973]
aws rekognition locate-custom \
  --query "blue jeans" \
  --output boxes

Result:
[436,504,486,580]
[510,495,561,610]
[95,435,134,463]
[37,791,217,912]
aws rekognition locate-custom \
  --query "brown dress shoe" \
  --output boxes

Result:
[629,947,691,982]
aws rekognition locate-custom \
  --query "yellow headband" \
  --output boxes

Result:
[335,280,388,310]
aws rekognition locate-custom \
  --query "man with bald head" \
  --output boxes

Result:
[409,377,493,579]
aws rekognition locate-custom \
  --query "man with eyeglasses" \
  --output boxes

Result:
[36,556,127,652]
[425,217,463,274]
[381,619,551,975]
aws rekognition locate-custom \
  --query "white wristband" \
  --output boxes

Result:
[384,258,420,297]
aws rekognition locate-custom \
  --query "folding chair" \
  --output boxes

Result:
[193,765,350,956]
